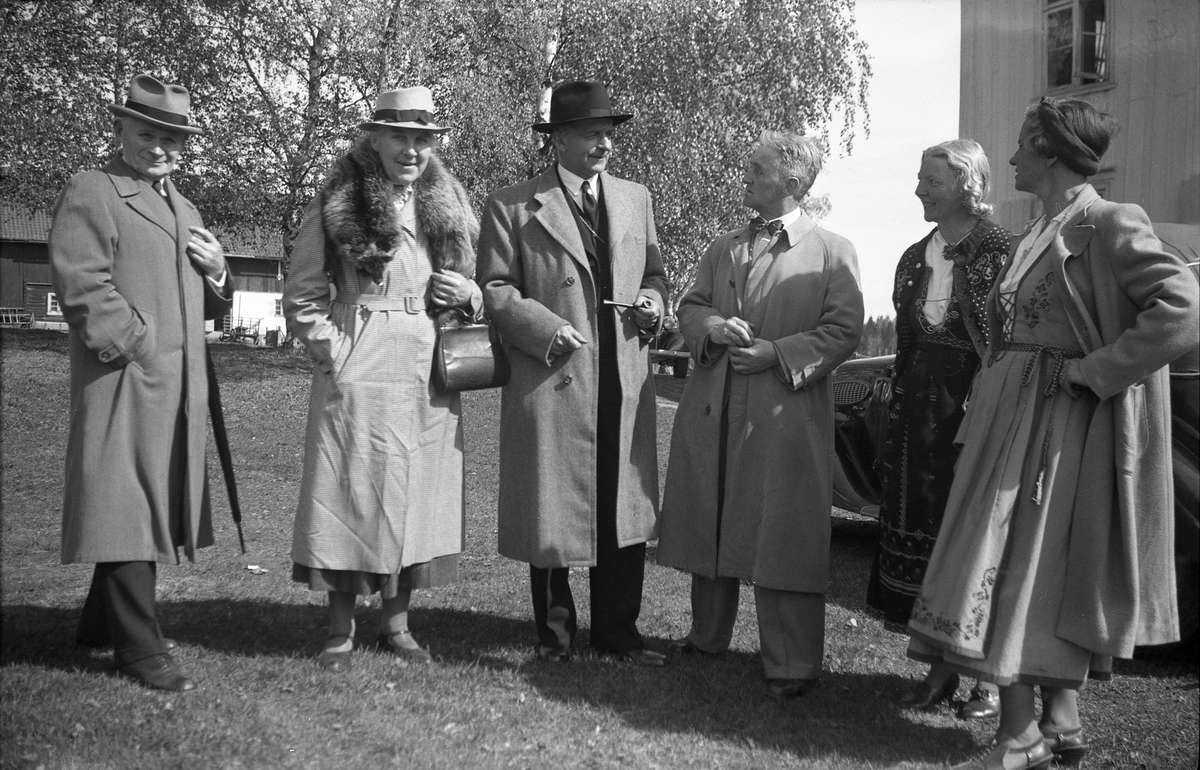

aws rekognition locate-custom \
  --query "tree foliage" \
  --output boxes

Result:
[1,0,869,297]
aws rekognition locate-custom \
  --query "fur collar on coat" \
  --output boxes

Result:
[320,136,478,311]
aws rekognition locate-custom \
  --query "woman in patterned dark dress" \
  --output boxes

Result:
[866,139,1008,717]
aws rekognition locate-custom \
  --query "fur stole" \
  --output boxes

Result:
[320,136,478,315]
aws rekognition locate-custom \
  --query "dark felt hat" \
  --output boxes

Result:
[107,74,203,135]
[532,81,632,134]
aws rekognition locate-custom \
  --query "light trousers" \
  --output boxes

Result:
[686,573,825,680]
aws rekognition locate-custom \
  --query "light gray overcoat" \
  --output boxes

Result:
[476,168,668,567]
[657,215,863,593]
[49,157,232,565]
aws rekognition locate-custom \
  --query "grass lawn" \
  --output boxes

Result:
[2,329,1197,770]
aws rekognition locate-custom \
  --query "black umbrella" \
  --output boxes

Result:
[206,345,246,554]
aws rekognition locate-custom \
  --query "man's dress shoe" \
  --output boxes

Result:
[899,672,959,710]
[958,684,1001,719]
[536,644,572,663]
[949,738,1053,770]
[665,637,716,656]
[596,647,666,667]
[1040,727,1088,767]
[118,654,195,692]
[766,678,816,699]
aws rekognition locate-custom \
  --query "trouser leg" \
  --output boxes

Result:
[77,566,111,645]
[587,385,646,653]
[687,573,741,653]
[530,565,576,649]
[754,585,825,680]
[94,561,164,666]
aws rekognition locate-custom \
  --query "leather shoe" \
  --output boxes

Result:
[950,738,1053,770]
[900,672,960,710]
[536,644,572,663]
[118,654,195,692]
[378,632,433,665]
[958,684,1001,720]
[597,648,666,667]
[316,634,353,672]
[1040,727,1088,767]
[765,678,816,699]
[78,637,178,653]
[665,637,716,656]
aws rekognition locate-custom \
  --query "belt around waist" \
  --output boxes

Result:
[334,292,424,313]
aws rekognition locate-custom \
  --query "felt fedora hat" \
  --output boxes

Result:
[532,81,632,134]
[358,86,450,133]
[106,74,203,135]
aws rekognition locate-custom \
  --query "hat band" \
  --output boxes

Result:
[372,108,436,125]
[124,99,190,128]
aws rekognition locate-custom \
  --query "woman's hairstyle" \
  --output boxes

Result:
[922,139,994,217]
[758,130,824,200]
[1022,97,1117,177]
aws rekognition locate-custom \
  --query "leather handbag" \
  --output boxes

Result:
[432,310,510,392]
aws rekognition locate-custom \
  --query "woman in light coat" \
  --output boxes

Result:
[284,87,481,670]
[907,98,1199,770]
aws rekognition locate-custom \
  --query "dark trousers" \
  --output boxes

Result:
[529,301,646,653]
[77,561,167,666]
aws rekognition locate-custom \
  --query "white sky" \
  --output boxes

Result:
[809,0,962,319]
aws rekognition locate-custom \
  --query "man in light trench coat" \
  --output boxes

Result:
[476,81,668,665]
[657,130,864,698]
[49,74,232,692]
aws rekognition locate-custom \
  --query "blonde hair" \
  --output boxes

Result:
[922,139,993,217]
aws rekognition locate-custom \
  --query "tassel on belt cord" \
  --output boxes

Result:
[997,341,1086,504]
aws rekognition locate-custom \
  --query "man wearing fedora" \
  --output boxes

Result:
[48,74,232,692]
[477,81,668,665]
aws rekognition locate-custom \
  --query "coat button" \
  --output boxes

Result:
[100,351,112,362]
[564,277,575,286]
[562,374,573,385]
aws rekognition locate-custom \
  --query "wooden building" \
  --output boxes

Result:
[1,205,285,333]
[960,0,1199,232]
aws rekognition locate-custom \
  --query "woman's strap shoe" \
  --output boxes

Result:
[1040,727,1089,767]
[378,632,433,665]
[900,672,960,710]
[950,738,1053,770]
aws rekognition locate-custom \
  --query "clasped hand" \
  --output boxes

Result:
[429,269,473,307]
[715,317,777,374]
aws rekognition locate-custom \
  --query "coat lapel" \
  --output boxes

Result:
[1056,189,1103,353]
[531,168,590,274]
[106,157,177,241]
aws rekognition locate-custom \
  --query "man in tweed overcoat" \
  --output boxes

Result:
[477,81,668,665]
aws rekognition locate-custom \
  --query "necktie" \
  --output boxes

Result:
[581,180,599,230]
[748,215,782,236]
[153,180,166,197]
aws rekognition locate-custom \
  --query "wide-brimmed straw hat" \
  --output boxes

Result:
[106,74,203,135]
[358,87,450,133]
[532,81,632,134]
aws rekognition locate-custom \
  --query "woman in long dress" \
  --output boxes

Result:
[866,140,1007,719]
[284,87,481,670]
[907,99,1198,770]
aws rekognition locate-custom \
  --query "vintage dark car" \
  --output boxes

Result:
[830,250,1200,653]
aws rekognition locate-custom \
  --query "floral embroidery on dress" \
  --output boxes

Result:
[1022,271,1057,328]
[910,567,996,642]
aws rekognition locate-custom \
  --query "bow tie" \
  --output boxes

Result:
[748,216,783,236]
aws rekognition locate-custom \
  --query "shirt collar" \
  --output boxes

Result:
[557,163,600,199]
